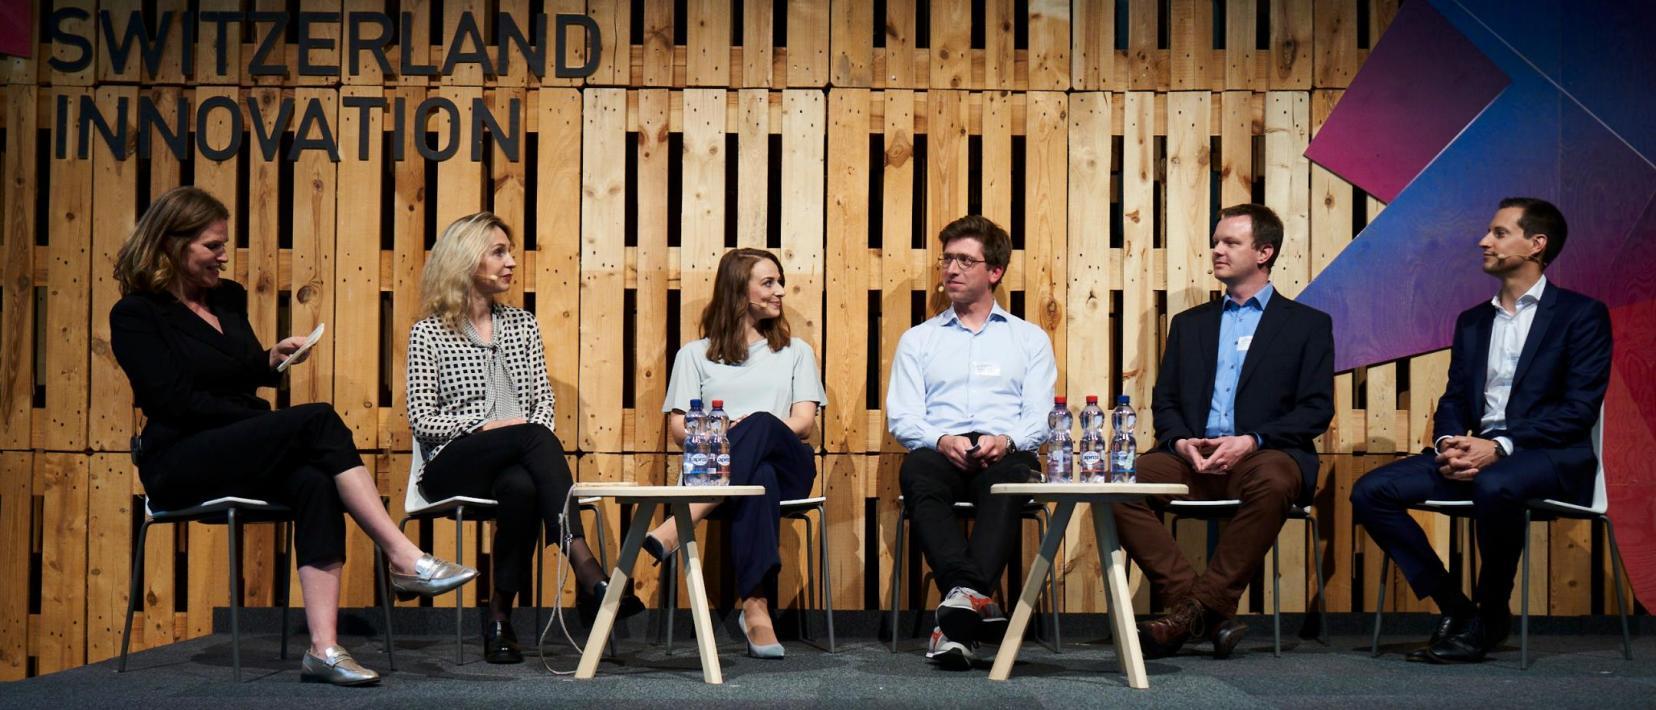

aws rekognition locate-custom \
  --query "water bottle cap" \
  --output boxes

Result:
[1116,395,1130,405]
[689,398,703,410]
[711,399,724,408]
[1054,395,1067,405]
[1085,395,1098,404]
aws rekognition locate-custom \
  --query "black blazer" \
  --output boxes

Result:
[109,280,280,460]
[1433,283,1610,480]
[1151,290,1336,498]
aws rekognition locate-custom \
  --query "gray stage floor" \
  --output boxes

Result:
[3,623,1653,708]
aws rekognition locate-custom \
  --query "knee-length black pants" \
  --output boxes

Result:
[418,423,582,601]
[140,402,363,569]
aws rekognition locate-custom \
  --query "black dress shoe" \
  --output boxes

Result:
[1207,618,1249,659]
[1406,612,1472,663]
[482,613,524,664]
[1425,615,1489,664]
[577,580,646,626]
[1481,609,1512,650]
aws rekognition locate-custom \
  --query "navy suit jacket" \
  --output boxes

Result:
[1433,283,1612,488]
[1152,292,1336,500]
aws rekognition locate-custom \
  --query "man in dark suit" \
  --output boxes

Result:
[1113,204,1335,659]
[1351,197,1611,664]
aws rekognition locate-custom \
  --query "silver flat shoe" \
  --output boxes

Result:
[739,613,785,659]
[389,553,478,599]
[300,645,380,686]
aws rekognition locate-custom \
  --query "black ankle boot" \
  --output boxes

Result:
[577,580,646,626]
[481,609,523,664]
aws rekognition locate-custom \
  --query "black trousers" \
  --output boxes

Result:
[1350,446,1594,609]
[714,412,817,598]
[140,402,363,569]
[898,441,1038,595]
[419,423,581,601]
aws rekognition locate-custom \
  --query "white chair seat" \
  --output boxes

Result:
[781,495,827,508]
[405,495,500,519]
[145,495,282,518]
[1526,498,1600,516]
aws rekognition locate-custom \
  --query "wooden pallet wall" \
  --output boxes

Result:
[0,0,1638,679]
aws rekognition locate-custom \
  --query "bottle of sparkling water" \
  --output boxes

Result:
[1078,395,1108,483]
[1044,396,1074,483]
[707,399,732,486]
[682,399,708,486]
[1109,395,1138,483]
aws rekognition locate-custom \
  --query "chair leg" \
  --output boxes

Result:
[818,504,836,654]
[665,550,679,654]
[375,544,396,671]
[801,512,815,642]
[227,508,243,682]
[279,522,293,661]
[1272,540,1282,658]
[1370,553,1390,657]
[118,520,153,672]
[1603,516,1634,661]
[888,501,907,653]
[1521,509,1532,670]
[1307,515,1329,645]
[455,506,466,666]
[534,528,545,650]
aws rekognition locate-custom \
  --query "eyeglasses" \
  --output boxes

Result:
[937,254,986,270]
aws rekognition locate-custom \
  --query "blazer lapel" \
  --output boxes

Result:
[161,300,245,360]
[1237,295,1289,392]
[1195,302,1221,410]
[1511,284,1559,389]
[1469,304,1495,422]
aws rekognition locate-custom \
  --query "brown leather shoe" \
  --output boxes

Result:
[1138,597,1205,659]
[1206,617,1248,659]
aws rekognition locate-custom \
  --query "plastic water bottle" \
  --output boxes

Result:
[1044,396,1074,483]
[682,399,708,486]
[1078,395,1108,483]
[1109,395,1138,483]
[707,399,732,486]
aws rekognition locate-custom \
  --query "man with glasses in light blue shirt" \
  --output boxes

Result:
[887,215,1057,670]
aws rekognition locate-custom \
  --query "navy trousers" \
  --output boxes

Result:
[1349,447,1594,609]
[717,412,817,598]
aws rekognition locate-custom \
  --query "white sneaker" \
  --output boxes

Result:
[936,586,1004,643]
[926,627,976,670]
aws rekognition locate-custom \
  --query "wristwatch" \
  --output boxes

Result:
[1002,435,1016,452]
[1494,441,1508,458]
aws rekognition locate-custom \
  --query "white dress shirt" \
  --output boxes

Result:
[1460,275,1547,456]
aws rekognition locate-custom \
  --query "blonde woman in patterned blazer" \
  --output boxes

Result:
[406,212,643,664]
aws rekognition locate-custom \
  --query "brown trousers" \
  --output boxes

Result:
[1111,449,1301,617]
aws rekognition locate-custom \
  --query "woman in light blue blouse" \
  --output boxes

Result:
[642,248,825,659]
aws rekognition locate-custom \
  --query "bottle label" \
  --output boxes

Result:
[715,454,731,470]
[1080,451,1103,471]
[689,453,709,468]
[1111,451,1135,471]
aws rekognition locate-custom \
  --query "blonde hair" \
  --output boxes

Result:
[113,186,230,296]
[419,212,513,331]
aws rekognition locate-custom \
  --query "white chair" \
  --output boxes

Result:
[1367,499,1477,657]
[393,439,613,664]
[1165,500,1328,656]
[659,495,837,653]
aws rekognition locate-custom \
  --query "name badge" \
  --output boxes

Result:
[1236,335,1253,352]
[973,361,1002,377]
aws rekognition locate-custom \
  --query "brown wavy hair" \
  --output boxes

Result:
[113,187,230,296]
[701,248,791,365]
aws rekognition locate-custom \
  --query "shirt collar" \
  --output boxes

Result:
[1223,282,1274,311]
[1489,275,1547,313]
[939,300,1013,328]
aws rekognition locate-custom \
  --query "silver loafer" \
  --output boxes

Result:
[300,645,380,686]
[389,553,479,599]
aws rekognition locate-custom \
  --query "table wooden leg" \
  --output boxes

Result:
[990,500,1076,681]
[576,501,657,679]
[673,502,723,684]
[1092,504,1148,689]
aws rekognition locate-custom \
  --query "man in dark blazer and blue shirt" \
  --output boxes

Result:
[1352,197,1612,664]
[1113,203,1335,660]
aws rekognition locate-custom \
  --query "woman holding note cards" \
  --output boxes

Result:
[407,213,643,664]
[109,187,478,686]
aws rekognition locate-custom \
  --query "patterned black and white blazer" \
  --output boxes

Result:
[406,304,555,461]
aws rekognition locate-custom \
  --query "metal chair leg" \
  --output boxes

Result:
[889,501,907,653]
[1370,553,1390,657]
[1603,516,1634,661]
[801,511,815,642]
[455,506,466,666]
[1307,514,1329,645]
[118,519,153,672]
[375,544,396,670]
[1521,509,1532,670]
[279,522,292,661]
[1272,540,1282,658]
[227,508,243,682]
[818,503,836,653]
